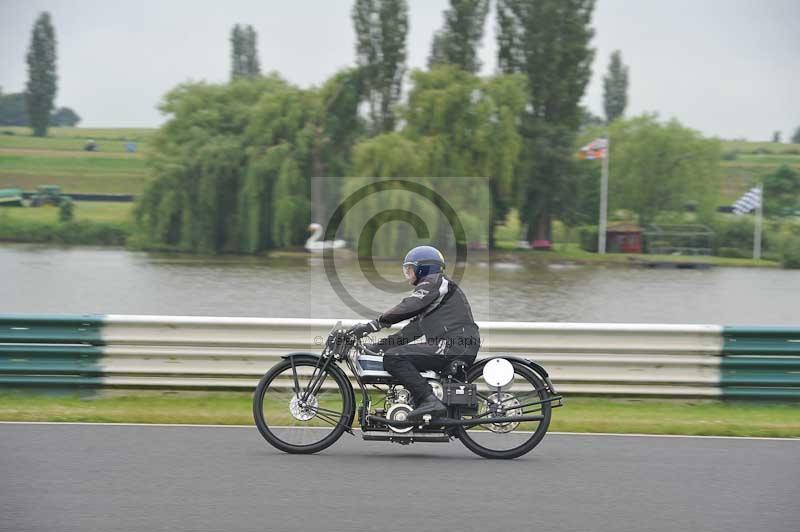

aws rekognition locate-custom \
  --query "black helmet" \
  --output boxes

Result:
[402,245,445,284]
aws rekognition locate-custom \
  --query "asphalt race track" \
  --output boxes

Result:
[1,423,798,532]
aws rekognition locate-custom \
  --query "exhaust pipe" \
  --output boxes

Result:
[366,413,544,428]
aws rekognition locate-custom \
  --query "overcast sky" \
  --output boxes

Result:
[1,0,798,140]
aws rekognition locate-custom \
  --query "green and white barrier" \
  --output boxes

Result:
[0,315,104,386]
[721,327,800,399]
[0,314,798,398]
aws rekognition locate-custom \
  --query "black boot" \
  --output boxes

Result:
[409,394,446,420]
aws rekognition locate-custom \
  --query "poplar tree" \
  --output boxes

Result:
[25,12,57,137]
[495,0,595,242]
[603,50,628,123]
[231,24,260,79]
[230,25,244,79]
[427,0,489,73]
[496,0,521,74]
[243,25,261,77]
[352,0,408,134]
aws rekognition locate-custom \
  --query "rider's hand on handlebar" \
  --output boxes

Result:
[348,320,380,338]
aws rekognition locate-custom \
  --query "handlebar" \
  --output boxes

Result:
[330,322,382,356]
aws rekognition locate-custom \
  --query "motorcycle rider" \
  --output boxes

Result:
[348,245,481,420]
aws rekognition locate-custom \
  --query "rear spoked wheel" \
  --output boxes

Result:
[456,360,552,459]
[253,358,354,454]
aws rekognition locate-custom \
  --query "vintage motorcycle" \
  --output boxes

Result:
[253,322,563,459]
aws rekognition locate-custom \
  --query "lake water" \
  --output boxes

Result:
[1,243,798,325]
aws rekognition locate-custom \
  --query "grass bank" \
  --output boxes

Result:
[494,241,779,268]
[720,140,800,155]
[0,152,148,194]
[0,126,154,194]
[0,130,797,201]
[1,392,798,438]
[1,201,133,223]
[0,207,780,266]
[0,205,131,245]
[0,126,155,151]
[0,152,147,176]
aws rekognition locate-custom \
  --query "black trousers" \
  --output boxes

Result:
[382,341,478,401]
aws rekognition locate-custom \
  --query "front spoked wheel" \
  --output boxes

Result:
[253,358,354,454]
[456,360,552,459]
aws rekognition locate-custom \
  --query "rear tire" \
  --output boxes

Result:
[456,360,552,459]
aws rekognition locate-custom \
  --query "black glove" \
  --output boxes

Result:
[348,320,381,338]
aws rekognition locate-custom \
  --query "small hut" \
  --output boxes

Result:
[606,223,642,253]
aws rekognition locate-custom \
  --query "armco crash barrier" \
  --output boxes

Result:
[721,327,800,399]
[0,314,798,398]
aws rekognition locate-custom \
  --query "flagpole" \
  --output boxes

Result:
[753,182,763,260]
[598,136,609,254]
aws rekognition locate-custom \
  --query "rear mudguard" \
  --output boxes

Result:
[470,355,559,395]
[281,352,357,429]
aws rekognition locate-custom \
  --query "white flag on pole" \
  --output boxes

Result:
[732,187,761,215]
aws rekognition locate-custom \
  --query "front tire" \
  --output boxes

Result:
[456,360,552,459]
[253,357,355,454]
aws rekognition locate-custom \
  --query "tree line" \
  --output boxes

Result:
[0,88,80,128]
[128,0,765,255]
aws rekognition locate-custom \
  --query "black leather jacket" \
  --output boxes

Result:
[376,273,480,350]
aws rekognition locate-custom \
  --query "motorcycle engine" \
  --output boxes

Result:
[386,387,414,433]
[385,381,443,434]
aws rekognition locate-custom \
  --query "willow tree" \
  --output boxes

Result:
[607,114,721,225]
[238,70,365,250]
[136,79,271,252]
[347,133,430,256]
[242,82,318,249]
[135,71,363,254]
[404,66,525,248]
[307,68,365,224]
[348,66,525,253]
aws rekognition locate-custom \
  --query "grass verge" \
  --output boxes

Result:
[0,127,152,194]
[494,241,779,268]
[1,392,798,438]
[0,126,156,138]
[0,153,147,176]
[0,202,133,223]
[0,173,149,195]
[0,210,131,245]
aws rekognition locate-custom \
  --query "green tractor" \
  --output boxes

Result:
[0,188,24,207]
[30,185,69,207]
